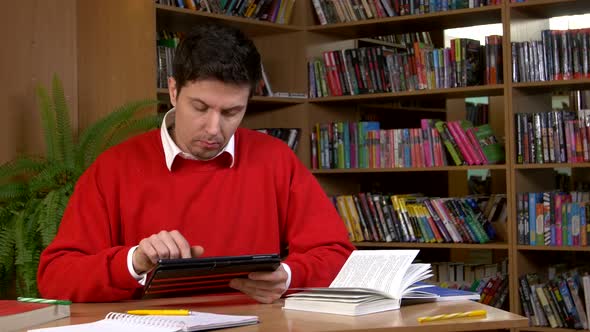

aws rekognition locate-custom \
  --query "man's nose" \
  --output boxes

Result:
[204,111,221,136]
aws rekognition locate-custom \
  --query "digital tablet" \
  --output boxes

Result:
[142,253,281,299]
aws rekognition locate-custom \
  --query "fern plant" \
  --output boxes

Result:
[0,75,163,297]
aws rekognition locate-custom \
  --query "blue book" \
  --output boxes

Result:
[403,283,480,303]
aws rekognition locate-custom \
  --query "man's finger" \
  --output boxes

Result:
[190,245,205,257]
[149,234,171,259]
[169,230,191,258]
[248,269,286,281]
[158,231,182,259]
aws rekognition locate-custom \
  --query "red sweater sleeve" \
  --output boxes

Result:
[281,154,355,289]
[37,159,142,302]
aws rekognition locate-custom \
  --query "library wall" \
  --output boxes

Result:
[0,0,78,164]
[77,0,156,130]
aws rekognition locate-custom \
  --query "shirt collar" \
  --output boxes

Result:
[160,108,235,171]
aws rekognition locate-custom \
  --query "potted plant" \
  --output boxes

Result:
[0,75,163,297]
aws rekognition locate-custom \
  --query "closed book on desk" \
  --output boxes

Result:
[28,311,258,332]
[0,300,70,332]
[402,284,481,304]
[284,250,436,316]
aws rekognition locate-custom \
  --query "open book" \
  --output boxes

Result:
[28,311,258,332]
[284,250,477,316]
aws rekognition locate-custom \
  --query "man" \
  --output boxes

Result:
[37,23,354,303]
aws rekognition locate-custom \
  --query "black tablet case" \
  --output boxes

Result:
[142,254,281,299]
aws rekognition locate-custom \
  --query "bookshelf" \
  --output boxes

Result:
[509,1,590,331]
[76,0,590,330]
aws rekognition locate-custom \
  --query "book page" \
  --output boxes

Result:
[28,311,259,332]
[399,263,433,291]
[28,319,178,332]
[328,250,419,298]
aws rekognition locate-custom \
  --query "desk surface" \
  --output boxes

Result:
[26,295,527,332]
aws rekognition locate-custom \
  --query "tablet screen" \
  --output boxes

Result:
[142,254,281,299]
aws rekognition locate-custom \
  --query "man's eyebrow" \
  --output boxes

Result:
[188,97,245,111]
[222,104,246,112]
[188,97,206,105]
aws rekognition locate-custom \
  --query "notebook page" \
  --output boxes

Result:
[28,318,179,332]
[28,311,259,332]
[152,311,259,331]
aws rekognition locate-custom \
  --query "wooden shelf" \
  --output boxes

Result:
[515,162,590,169]
[354,242,509,250]
[516,328,585,332]
[250,96,307,104]
[510,0,590,18]
[512,78,590,93]
[308,85,504,103]
[358,104,447,113]
[155,4,303,36]
[517,245,590,252]
[516,326,588,332]
[306,5,502,39]
[311,164,507,174]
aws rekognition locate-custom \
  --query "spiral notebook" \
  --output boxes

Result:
[27,311,259,332]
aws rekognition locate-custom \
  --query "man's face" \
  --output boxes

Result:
[168,78,249,160]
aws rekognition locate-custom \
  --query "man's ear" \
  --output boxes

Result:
[168,77,178,107]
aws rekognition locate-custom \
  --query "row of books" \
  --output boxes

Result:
[312,0,501,25]
[466,102,490,126]
[255,128,301,151]
[255,63,274,96]
[371,31,433,48]
[517,191,590,247]
[312,120,445,169]
[515,110,590,164]
[310,120,504,170]
[476,274,509,309]
[519,271,590,329]
[156,30,181,89]
[156,0,295,24]
[308,37,502,98]
[428,258,507,286]
[330,193,498,244]
[427,261,508,309]
[512,29,590,83]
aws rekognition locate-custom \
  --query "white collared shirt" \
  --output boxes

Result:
[160,108,235,170]
[126,108,291,290]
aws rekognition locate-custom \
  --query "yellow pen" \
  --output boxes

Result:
[127,309,191,316]
[417,309,487,323]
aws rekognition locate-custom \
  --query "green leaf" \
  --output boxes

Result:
[0,216,16,271]
[52,75,75,168]
[37,190,66,247]
[106,113,164,149]
[0,183,29,202]
[36,85,58,162]
[78,99,159,168]
[0,157,47,181]
[27,163,73,194]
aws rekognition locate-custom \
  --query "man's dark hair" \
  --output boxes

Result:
[172,22,262,95]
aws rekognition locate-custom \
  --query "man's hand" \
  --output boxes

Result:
[132,230,204,275]
[229,265,288,303]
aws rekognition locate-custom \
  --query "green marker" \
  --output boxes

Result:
[17,297,72,305]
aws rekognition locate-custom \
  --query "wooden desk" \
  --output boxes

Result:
[26,295,527,332]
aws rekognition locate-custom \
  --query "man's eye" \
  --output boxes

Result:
[223,109,240,116]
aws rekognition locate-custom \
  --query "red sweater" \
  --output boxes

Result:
[38,128,354,302]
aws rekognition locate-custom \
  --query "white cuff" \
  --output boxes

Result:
[281,262,292,289]
[127,245,148,286]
